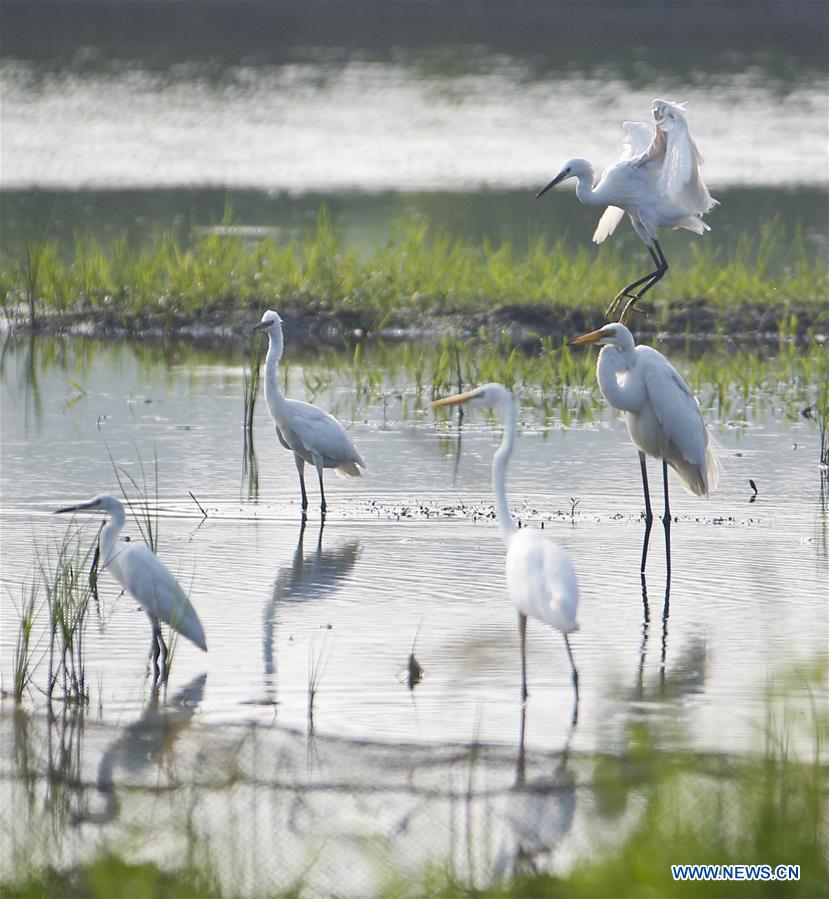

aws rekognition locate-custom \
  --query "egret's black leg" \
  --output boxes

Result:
[316,464,327,516]
[634,240,669,301]
[518,612,528,702]
[662,459,672,577]
[639,451,654,572]
[606,240,669,320]
[150,623,162,682]
[158,630,169,682]
[294,455,308,513]
[564,634,579,724]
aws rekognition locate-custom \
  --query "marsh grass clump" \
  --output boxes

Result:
[40,523,99,704]
[10,573,46,702]
[1,212,824,330]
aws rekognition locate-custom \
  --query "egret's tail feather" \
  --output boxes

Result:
[335,460,363,478]
[593,206,626,244]
[669,459,708,497]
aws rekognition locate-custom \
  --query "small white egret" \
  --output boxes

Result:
[55,494,207,679]
[537,99,717,319]
[252,310,365,515]
[570,323,719,571]
[433,383,580,710]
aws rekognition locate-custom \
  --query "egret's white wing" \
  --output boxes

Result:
[112,544,207,650]
[287,400,366,471]
[654,101,717,215]
[506,530,579,634]
[637,347,713,495]
[592,206,626,243]
[621,121,654,158]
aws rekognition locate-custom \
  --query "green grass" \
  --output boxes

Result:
[1,210,825,330]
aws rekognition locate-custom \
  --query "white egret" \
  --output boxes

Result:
[570,323,719,572]
[55,494,207,679]
[252,310,365,516]
[433,383,580,710]
[537,99,717,319]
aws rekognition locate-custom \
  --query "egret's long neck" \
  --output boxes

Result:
[100,504,125,567]
[596,346,642,413]
[263,329,289,421]
[493,398,519,544]
[575,171,603,206]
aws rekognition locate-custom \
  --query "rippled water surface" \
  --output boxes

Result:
[2,337,826,757]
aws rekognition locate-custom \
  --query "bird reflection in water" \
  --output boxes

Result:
[496,701,577,880]
[262,518,362,706]
[73,673,206,826]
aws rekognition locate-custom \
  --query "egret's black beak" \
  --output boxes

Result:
[536,172,567,200]
[54,500,93,515]
[251,321,268,332]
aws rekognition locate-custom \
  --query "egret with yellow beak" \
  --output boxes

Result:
[433,383,580,715]
[570,322,719,572]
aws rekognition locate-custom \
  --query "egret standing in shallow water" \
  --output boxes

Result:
[569,323,719,573]
[537,99,717,320]
[433,383,580,716]
[253,310,366,516]
[55,494,207,680]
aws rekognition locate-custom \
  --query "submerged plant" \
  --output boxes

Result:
[243,332,264,498]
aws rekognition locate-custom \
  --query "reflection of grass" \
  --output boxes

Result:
[2,212,824,328]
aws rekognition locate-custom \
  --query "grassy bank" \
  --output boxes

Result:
[2,210,826,336]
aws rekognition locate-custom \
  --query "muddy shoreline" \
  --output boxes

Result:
[4,297,827,348]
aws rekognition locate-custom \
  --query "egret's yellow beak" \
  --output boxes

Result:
[431,389,478,409]
[569,328,605,346]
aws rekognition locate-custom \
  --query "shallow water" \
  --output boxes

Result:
[2,336,826,759]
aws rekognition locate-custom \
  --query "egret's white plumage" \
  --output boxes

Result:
[537,99,717,318]
[433,383,579,707]
[573,322,718,496]
[55,494,206,678]
[571,323,718,570]
[253,310,365,514]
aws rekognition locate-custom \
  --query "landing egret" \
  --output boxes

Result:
[432,383,580,710]
[252,310,365,516]
[55,495,207,679]
[570,323,719,572]
[537,99,717,319]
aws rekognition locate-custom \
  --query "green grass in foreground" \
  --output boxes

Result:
[2,210,825,328]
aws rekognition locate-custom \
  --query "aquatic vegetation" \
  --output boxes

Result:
[10,574,44,702]
[242,332,263,498]
[1,212,825,330]
[40,524,99,704]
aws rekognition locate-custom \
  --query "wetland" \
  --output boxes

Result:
[2,1,828,895]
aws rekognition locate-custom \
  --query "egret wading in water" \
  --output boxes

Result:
[253,310,365,516]
[55,495,207,681]
[433,383,580,718]
[570,323,719,573]
[537,99,717,320]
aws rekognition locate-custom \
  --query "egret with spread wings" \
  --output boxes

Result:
[537,99,717,319]
[252,310,365,516]
[433,383,580,716]
[55,494,207,681]
[570,323,719,572]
